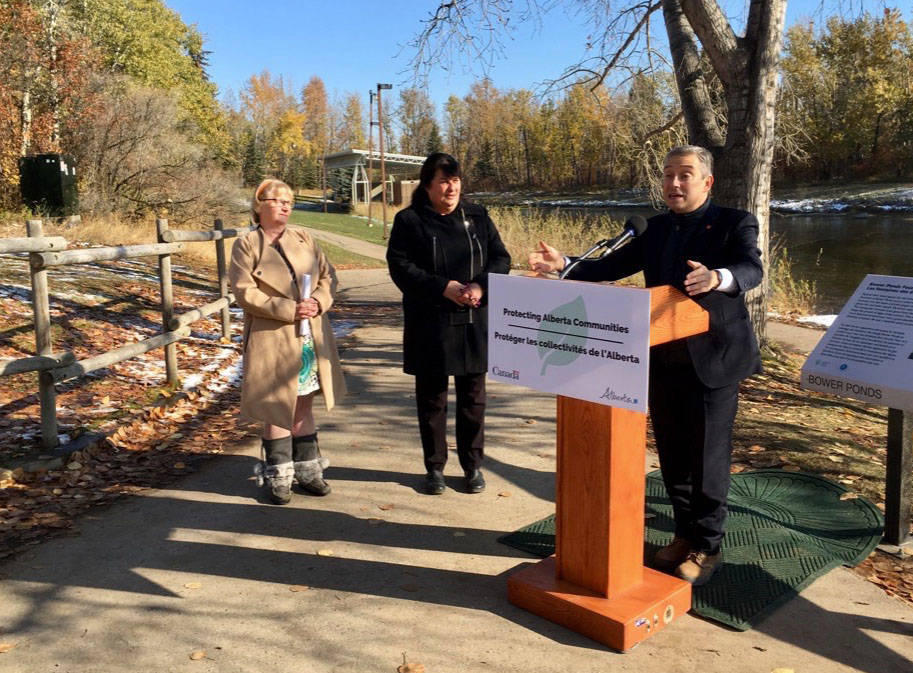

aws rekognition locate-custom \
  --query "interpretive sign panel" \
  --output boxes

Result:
[801,274,913,410]
[487,274,651,412]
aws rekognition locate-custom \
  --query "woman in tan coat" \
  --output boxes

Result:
[229,179,346,504]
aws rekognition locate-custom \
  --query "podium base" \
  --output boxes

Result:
[507,556,692,652]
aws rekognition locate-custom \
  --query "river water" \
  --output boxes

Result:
[522,206,913,314]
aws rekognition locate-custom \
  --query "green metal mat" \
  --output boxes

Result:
[498,470,884,630]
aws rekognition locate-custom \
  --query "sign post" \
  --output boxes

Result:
[490,275,709,651]
[801,274,913,547]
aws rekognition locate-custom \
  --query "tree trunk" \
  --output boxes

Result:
[20,85,32,156]
[664,0,788,346]
[45,0,62,149]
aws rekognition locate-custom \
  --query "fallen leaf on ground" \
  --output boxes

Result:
[183,582,202,589]
[398,664,425,673]
[189,650,206,660]
[397,653,425,673]
[0,643,16,653]
[377,503,394,511]
[497,491,511,498]
[289,585,309,592]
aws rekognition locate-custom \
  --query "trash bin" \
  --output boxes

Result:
[19,153,79,216]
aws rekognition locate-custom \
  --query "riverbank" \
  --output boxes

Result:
[470,181,913,214]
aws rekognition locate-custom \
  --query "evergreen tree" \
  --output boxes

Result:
[242,129,265,187]
[425,120,443,155]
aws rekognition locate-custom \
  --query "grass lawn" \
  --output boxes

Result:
[289,209,390,246]
[316,239,386,269]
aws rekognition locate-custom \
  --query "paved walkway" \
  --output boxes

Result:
[2,258,909,672]
[302,226,389,262]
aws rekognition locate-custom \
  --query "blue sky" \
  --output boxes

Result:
[166,1,909,112]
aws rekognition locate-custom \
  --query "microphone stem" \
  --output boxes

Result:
[559,240,607,280]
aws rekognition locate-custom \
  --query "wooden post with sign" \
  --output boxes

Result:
[799,274,913,549]
[507,285,709,652]
[885,409,912,546]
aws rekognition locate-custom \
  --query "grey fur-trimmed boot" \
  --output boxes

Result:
[254,436,294,505]
[292,433,331,496]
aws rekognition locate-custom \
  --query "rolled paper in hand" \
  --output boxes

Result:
[299,273,311,337]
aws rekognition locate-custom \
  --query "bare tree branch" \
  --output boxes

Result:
[678,0,741,83]
[406,1,554,86]
[544,1,661,93]
[637,109,684,144]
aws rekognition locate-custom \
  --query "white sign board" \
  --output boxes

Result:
[487,274,651,412]
[801,274,913,410]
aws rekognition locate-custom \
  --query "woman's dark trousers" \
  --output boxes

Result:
[414,372,486,473]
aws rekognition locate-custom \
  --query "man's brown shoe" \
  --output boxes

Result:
[652,537,691,572]
[675,549,723,586]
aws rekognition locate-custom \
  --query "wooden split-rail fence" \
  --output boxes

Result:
[0,218,256,451]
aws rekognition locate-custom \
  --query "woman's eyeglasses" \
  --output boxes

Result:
[261,198,293,207]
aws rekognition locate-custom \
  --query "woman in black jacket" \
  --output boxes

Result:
[387,153,511,495]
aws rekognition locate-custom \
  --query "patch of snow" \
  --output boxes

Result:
[50,289,113,305]
[876,204,913,212]
[332,320,359,339]
[206,357,242,394]
[522,198,646,208]
[797,314,837,328]
[770,198,851,213]
[182,373,204,390]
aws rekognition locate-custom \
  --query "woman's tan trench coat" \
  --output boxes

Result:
[229,227,346,429]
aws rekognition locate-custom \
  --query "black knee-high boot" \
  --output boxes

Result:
[292,433,330,496]
[255,436,293,505]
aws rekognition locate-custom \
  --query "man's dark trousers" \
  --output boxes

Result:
[415,372,485,473]
[649,342,739,553]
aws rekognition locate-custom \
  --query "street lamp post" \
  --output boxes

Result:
[377,83,392,239]
[367,89,375,228]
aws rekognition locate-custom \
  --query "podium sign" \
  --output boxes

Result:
[488,274,651,412]
[801,274,913,410]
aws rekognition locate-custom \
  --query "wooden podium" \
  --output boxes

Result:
[507,285,710,651]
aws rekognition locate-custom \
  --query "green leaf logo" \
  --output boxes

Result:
[537,295,588,375]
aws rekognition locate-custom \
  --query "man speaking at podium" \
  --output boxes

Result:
[529,145,763,586]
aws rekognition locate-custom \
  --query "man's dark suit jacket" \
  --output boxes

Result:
[566,200,763,389]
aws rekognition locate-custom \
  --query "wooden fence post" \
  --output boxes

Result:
[157,218,179,386]
[214,219,231,339]
[884,408,912,547]
[27,219,59,449]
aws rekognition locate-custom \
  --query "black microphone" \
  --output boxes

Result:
[559,216,647,279]
[598,215,648,258]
